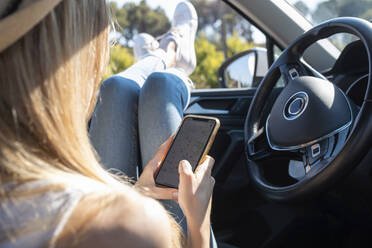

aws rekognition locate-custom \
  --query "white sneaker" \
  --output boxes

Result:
[133,33,159,61]
[159,1,198,76]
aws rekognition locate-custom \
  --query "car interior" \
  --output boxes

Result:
[184,0,372,247]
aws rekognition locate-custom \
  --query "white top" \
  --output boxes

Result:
[0,176,110,248]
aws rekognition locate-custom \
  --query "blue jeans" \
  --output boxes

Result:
[89,55,217,247]
[89,73,189,175]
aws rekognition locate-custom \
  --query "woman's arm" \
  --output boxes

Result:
[136,136,216,248]
[178,157,215,248]
[57,154,215,248]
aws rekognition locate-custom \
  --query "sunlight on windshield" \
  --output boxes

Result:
[286,0,372,50]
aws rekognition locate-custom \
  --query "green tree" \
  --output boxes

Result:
[312,0,372,24]
[362,9,372,20]
[310,0,372,49]
[191,0,254,59]
[226,32,256,57]
[190,34,257,89]
[110,2,129,33]
[104,45,135,80]
[190,35,224,88]
[105,1,262,89]
[294,1,310,18]
[110,0,170,42]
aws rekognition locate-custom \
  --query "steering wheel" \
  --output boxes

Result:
[245,17,372,202]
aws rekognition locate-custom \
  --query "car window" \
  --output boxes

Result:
[106,0,270,90]
[189,1,267,89]
[287,0,371,51]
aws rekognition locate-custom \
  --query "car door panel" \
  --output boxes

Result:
[185,89,255,183]
[185,87,285,247]
[185,88,282,181]
[186,89,255,128]
[184,88,255,245]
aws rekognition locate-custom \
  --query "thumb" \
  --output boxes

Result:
[178,160,194,187]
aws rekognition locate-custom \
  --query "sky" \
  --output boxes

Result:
[110,0,329,27]
[109,0,327,44]
[111,0,183,19]
[111,0,326,17]
[110,0,266,43]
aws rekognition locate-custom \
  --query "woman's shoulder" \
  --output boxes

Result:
[1,175,175,247]
[0,176,111,247]
[57,182,174,248]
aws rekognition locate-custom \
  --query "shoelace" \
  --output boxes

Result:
[156,26,185,42]
[142,39,159,51]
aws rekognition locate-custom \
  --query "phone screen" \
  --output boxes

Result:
[155,117,217,188]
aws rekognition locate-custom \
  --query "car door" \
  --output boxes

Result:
[185,87,255,241]
[186,86,285,247]
[184,41,278,248]
[184,1,289,246]
[186,88,253,182]
[185,0,343,247]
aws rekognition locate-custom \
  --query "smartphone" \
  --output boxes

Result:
[154,115,220,188]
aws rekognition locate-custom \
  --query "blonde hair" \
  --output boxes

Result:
[0,0,115,185]
[0,0,185,246]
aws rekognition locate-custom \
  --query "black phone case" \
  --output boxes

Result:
[154,115,220,188]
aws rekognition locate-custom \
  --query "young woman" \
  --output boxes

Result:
[0,1,215,247]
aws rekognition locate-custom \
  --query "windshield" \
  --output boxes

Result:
[286,0,372,50]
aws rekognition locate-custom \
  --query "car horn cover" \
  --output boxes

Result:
[266,76,352,150]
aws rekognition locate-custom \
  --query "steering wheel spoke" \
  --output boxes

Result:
[246,127,272,160]
[302,124,350,173]
[303,139,330,166]
[287,139,332,181]
[279,62,308,86]
[247,127,304,161]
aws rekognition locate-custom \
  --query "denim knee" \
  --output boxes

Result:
[90,75,141,175]
[99,76,140,101]
[141,72,189,109]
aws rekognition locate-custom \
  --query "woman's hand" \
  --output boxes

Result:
[135,136,178,200]
[177,156,215,247]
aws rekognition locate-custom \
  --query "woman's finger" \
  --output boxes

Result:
[151,187,178,200]
[178,160,194,191]
[138,185,178,200]
[205,156,214,174]
[172,192,179,203]
[195,157,215,192]
[195,156,214,178]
